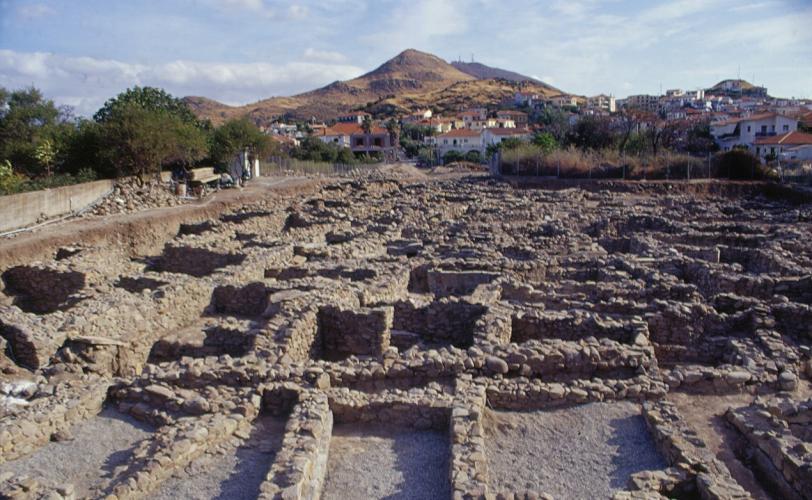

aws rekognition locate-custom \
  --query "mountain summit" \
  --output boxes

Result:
[184,49,561,123]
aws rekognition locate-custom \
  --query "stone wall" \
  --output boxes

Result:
[316,305,392,360]
[0,375,109,464]
[259,392,333,500]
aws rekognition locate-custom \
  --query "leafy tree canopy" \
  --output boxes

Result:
[210,118,275,164]
[93,86,202,127]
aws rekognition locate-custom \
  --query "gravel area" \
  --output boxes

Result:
[152,416,286,500]
[484,401,666,499]
[322,423,450,500]
[0,407,153,497]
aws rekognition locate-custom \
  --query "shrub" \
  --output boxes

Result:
[0,160,26,195]
[713,150,771,180]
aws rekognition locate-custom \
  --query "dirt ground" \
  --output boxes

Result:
[483,402,666,499]
[0,407,153,497]
[152,416,286,500]
[322,423,450,500]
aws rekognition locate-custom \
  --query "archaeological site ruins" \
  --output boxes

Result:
[1,173,812,500]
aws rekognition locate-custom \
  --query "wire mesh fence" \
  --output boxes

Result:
[261,157,382,177]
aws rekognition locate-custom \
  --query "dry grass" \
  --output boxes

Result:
[502,147,707,180]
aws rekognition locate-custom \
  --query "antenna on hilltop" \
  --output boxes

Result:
[471,53,474,63]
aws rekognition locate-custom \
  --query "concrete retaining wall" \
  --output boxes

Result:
[0,179,114,232]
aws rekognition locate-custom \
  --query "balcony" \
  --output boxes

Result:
[754,132,777,138]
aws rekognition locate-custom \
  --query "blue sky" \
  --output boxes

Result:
[1,0,810,116]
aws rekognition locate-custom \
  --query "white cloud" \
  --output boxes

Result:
[287,4,309,19]
[303,48,347,63]
[208,0,274,17]
[0,49,363,115]
[16,3,55,19]
[361,0,471,54]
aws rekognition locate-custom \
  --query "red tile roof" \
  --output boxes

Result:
[485,128,531,136]
[439,129,482,138]
[754,131,812,146]
[321,122,387,136]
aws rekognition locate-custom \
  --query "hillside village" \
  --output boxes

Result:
[238,51,812,168]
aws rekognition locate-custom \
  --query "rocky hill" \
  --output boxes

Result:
[184,50,566,124]
[706,79,768,97]
[450,61,559,92]
[362,78,560,117]
[185,49,481,124]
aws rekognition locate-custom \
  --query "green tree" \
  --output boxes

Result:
[443,151,460,164]
[385,118,399,145]
[685,122,719,155]
[535,107,571,142]
[100,104,207,178]
[464,150,482,164]
[361,115,373,134]
[93,86,201,126]
[532,132,558,155]
[210,118,275,165]
[0,159,25,194]
[567,115,614,150]
[0,86,71,176]
[34,139,57,177]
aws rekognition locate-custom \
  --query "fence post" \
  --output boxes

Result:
[707,153,711,180]
[557,159,560,178]
[687,163,691,181]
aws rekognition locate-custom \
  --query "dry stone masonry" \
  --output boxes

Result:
[1,175,811,499]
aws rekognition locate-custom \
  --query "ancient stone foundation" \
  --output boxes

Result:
[2,176,812,499]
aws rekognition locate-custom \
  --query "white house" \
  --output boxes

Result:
[317,123,363,148]
[437,129,483,157]
[711,112,798,151]
[482,128,531,147]
[754,131,812,161]
[587,94,616,113]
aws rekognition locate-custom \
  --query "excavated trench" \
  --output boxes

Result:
[2,177,812,499]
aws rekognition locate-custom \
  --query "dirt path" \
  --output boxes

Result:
[0,176,318,270]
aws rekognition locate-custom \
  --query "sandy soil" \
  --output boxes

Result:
[483,401,666,499]
[0,407,153,498]
[322,423,450,500]
[152,416,286,500]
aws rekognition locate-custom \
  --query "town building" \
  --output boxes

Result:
[496,110,529,128]
[624,94,660,112]
[753,131,812,161]
[337,112,371,124]
[549,94,578,108]
[482,128,532,148]
[711,112,798,151]
[586,94,616,113]
[437,129,483,157]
